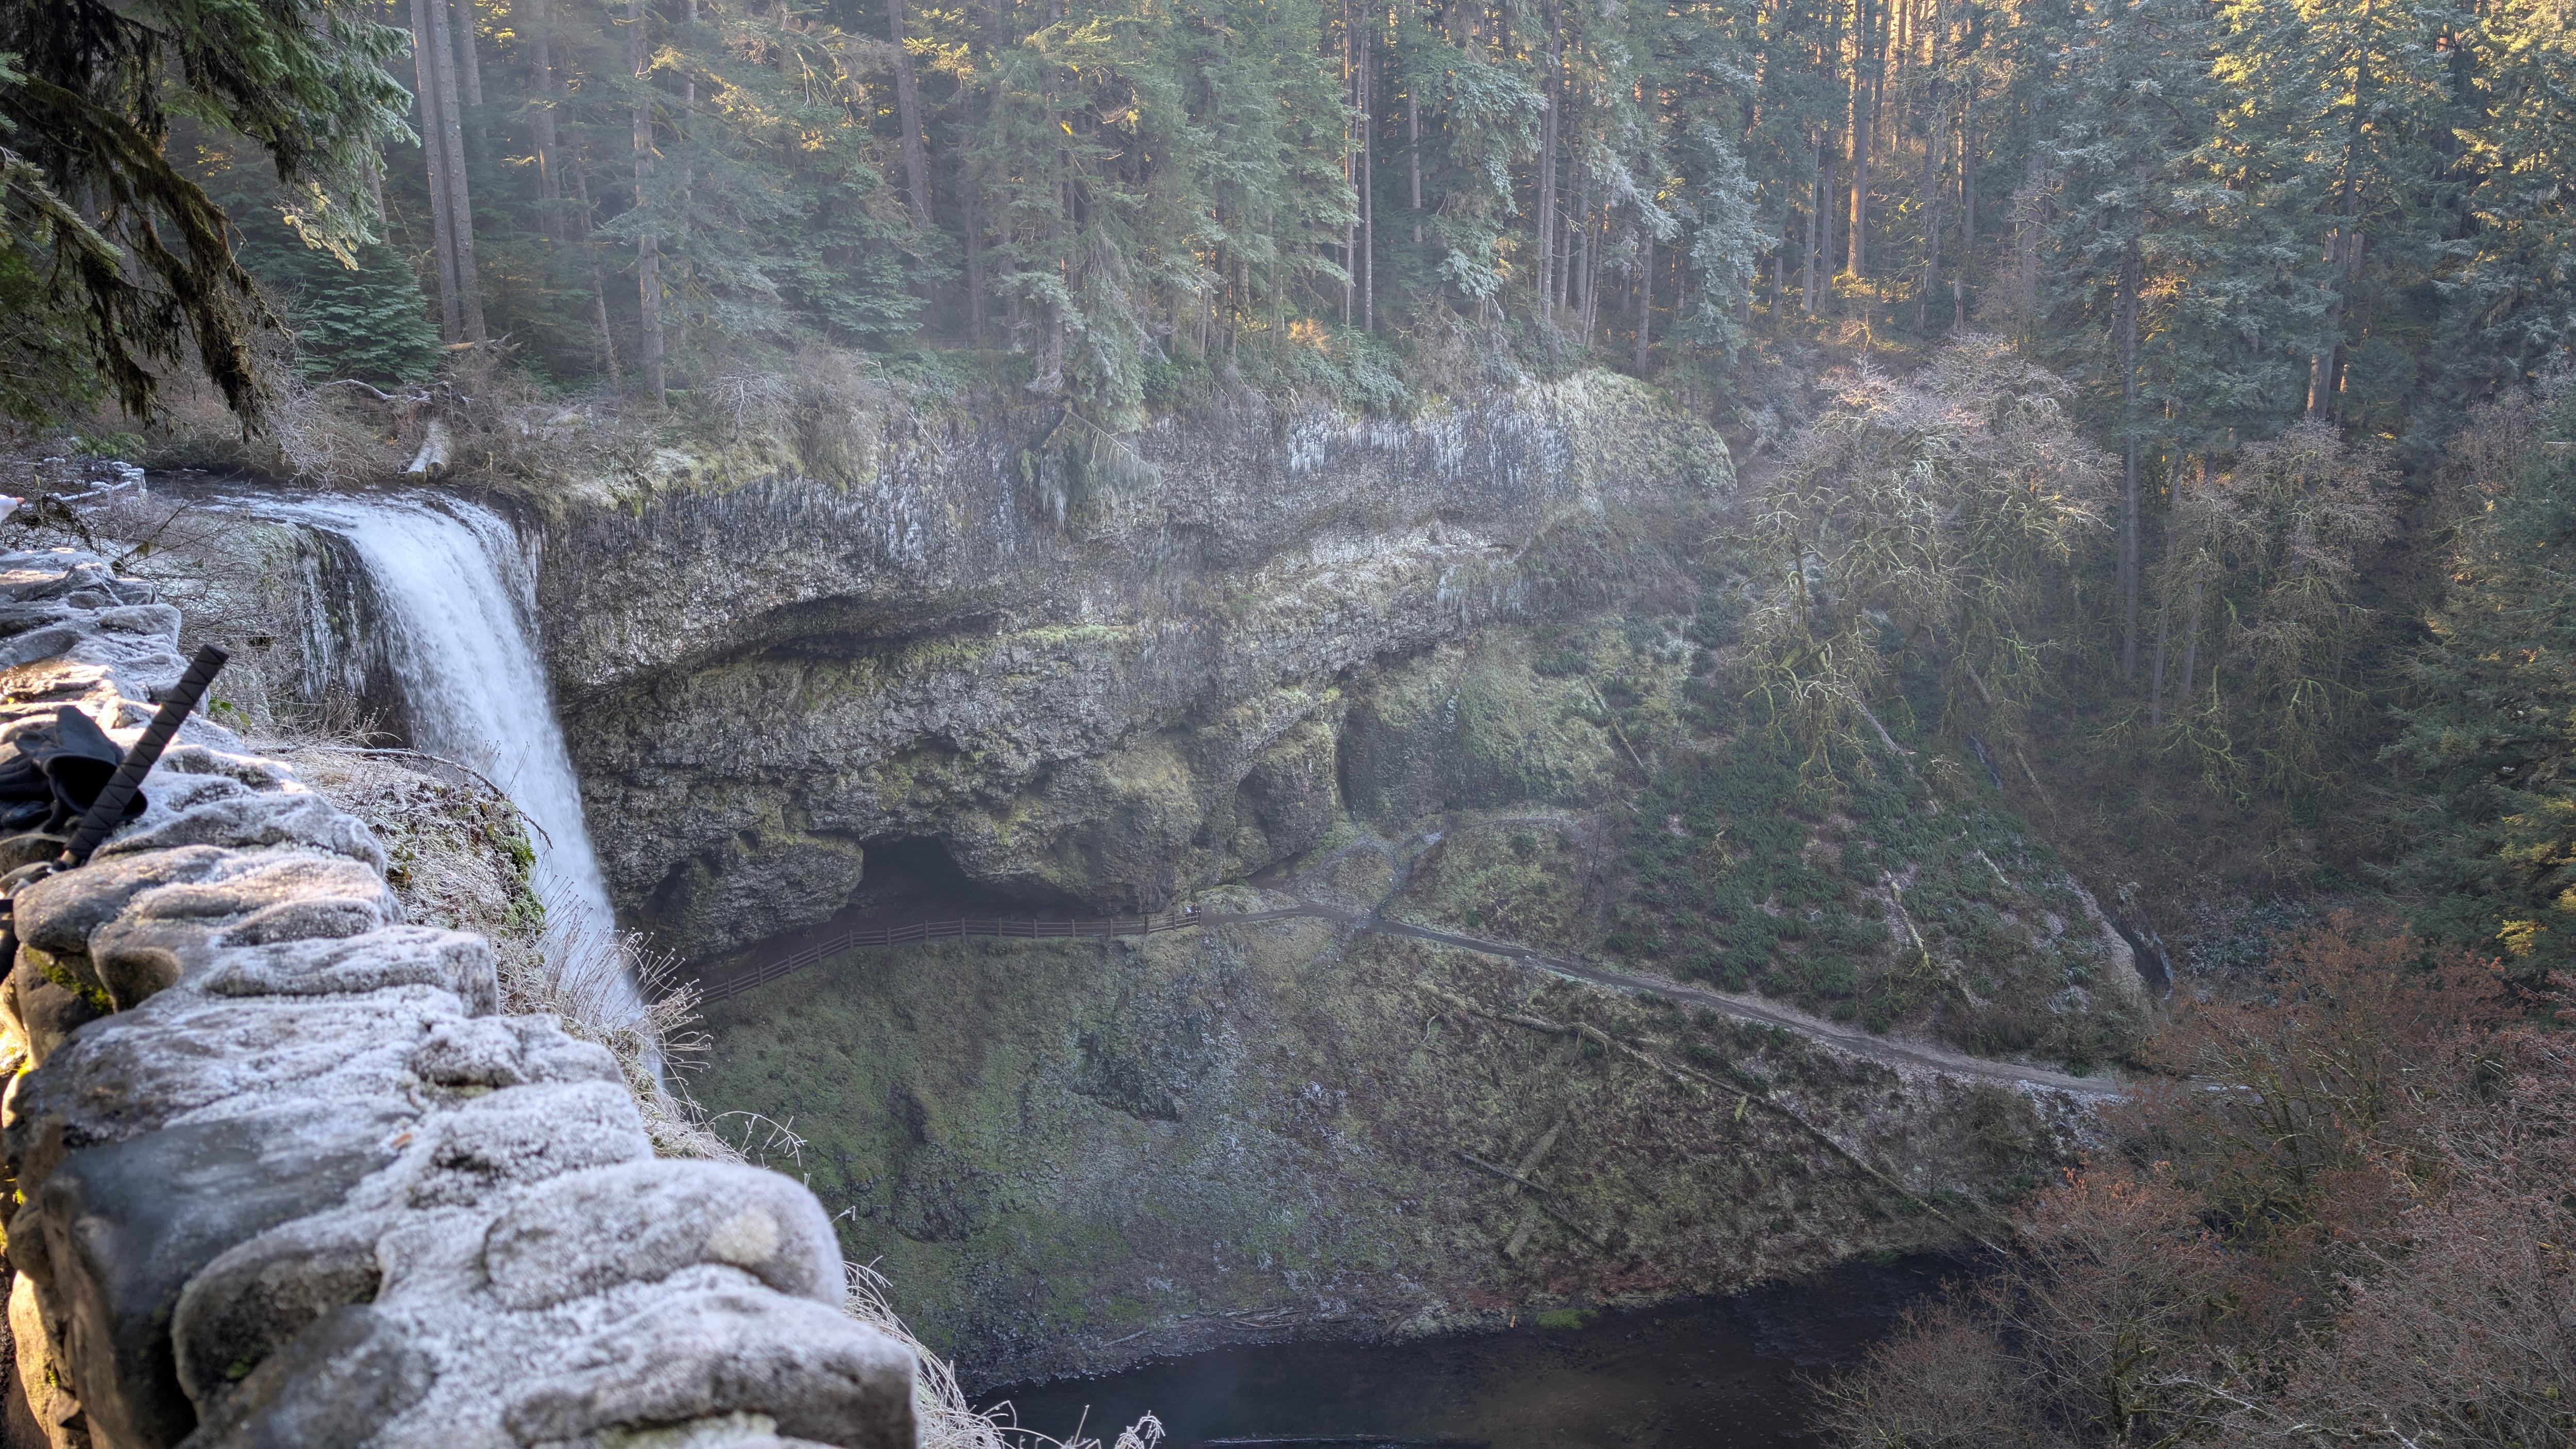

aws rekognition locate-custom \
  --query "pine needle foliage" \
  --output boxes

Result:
[0,0,411,426]
[2390,380,2576,977]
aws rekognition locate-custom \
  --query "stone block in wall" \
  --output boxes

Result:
[0,550,918,1449]
[15,1104,412,1447]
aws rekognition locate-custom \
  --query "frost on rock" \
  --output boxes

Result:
[0,549,918,1449]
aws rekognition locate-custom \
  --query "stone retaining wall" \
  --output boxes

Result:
[0,549,917,1449]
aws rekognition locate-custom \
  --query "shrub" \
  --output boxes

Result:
[1823,914,2555,1448]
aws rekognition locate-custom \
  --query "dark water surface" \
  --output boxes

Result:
[979,1255,1956,1448]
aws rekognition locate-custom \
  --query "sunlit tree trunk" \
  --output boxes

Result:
[1915,32,1944,328]
[527,0,563,245]
[629,0,664,406]
[449,0,483,107]
[964,190,986,339]
[1848,0,1875,278]
[965,0,999,341]
[1772,220,1787,325]
[1341,0,1355,323]
[1635,227,1651,368]
[1917,95,1943,329]
[1802,133,1821,313]
[2118,248,2141,682]
[886,0,931,227]
[1570,181,1592,328]
[2310,2,2371,419]
[1535,0,1562,311]
[1820,151,1836,301]
[571,165,622,386]
[414,0,484,342]
[2308,229,2360,417]
[1406,81,1421,246]
[1959,97,1975,258]
[2149,577,2171,731]
[1360,22,1374,333]
[2176,578,2204,720]
[410,0,462,341]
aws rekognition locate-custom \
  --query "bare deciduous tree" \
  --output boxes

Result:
[1744,334,2112,780]
[2146,423,2397,803]
[1820,914,2566,1449]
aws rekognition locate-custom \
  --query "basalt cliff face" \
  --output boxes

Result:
[530,374,2132,1387]
[0,375,2129,1428]
[537,373,1731,962]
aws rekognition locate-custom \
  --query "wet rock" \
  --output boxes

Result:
[890,1144,995,1243]
[547,374,1731,959]
[1337,636,1617,829]
[1071,980,1227,1122]
[1226,712,1342,870]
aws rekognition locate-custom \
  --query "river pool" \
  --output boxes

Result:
[978,1253,1956,1448]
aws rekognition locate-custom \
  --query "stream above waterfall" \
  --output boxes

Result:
[977,1254,1955,1448]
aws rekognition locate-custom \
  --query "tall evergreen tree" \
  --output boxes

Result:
[2041,0,2224,685]
[2390,384,2576,976]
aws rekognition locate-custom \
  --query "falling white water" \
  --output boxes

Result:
[246,493,631,1007]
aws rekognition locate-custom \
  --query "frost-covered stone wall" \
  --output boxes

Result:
[0,549,914,1449]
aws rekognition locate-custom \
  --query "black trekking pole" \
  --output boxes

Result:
[57,643,229,870]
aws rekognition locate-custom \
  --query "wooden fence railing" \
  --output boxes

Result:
[687,906,1206,1003]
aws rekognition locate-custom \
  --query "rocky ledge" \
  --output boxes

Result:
[540,372,1733,961]
[0,548,916,1449]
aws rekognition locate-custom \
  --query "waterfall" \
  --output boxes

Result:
[242,493,627,995]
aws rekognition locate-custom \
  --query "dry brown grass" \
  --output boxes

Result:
[513,894,747,1161]
[844,1259,1164,1449]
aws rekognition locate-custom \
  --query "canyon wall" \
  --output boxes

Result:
[694,891,2100,1387]
[537,373,1731,962]
[527,372,2129,1384]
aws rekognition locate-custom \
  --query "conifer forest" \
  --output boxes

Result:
[28,0,2576,430]
[6,0,2576,1435]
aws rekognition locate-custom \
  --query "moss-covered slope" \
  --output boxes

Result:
[696,897,2078,1387]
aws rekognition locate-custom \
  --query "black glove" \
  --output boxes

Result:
[0,707,149,834]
